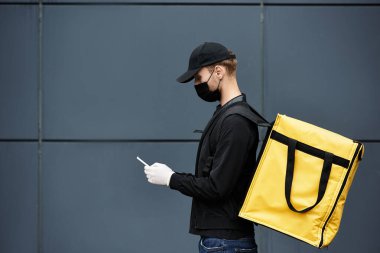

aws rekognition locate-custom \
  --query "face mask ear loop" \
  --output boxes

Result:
[206,68,215,83]
[216,79,221,92]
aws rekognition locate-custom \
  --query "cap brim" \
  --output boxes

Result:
[176,68,199,83]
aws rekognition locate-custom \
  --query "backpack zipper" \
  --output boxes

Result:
[318,143,362,248]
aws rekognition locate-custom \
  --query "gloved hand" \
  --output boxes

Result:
[144,162,175,186]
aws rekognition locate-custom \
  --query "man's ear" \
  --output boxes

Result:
[215,65,225,79]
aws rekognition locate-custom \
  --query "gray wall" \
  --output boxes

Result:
[0,1,379,253]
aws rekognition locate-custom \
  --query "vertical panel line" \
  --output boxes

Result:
[37,1,43,253]
[259,0,265,116]
[258,1,269,253]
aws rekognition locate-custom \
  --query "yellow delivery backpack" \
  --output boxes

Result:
[239,114,364,248]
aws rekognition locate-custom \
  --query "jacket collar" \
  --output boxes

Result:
[216,93,246,112]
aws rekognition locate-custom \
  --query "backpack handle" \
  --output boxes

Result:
[285,137,334,213]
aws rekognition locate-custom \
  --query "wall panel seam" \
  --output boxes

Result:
[0,139,379,143]
[1,2,380,7]
[37,1,44,253]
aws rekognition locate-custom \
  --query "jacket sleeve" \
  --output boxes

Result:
[169,115,257,201]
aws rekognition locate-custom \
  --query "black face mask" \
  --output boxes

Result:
[194,70,221,102]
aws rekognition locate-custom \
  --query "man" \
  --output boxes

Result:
[144,42,259,253]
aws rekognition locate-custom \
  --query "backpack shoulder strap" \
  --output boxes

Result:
[222,103,271,127]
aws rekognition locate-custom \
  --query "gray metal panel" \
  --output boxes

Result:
[264,7,380,140]
[0,6,38,139]
[330,143,380,253]
[0,143,37,253]
[256,143,380,253]
[43,142,199,253]
[41,142,380,253]
[43,6,262,139]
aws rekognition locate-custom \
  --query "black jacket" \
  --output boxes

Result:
[169,95,260,239]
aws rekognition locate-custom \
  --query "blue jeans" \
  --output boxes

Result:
[199,237,258,253]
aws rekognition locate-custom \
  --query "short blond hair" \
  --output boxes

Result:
[207,50,237,76]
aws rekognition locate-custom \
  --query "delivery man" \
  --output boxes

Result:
[144,42,259,253]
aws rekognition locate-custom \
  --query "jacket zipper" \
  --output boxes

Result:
[318,143,362,248]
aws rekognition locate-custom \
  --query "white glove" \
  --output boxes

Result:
[144,162,175,186]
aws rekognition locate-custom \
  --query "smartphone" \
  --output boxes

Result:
[136,156,149,167]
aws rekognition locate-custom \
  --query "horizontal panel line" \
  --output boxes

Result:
[1,2,380,7]
[44,139,201,143]
[0,139,379,143]
[356,140,380,143]
[0,138,200,143]
[0,139,38,142]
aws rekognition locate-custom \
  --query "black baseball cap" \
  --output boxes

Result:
[176,42,236,83]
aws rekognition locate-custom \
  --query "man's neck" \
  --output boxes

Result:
[220,79,242,106]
